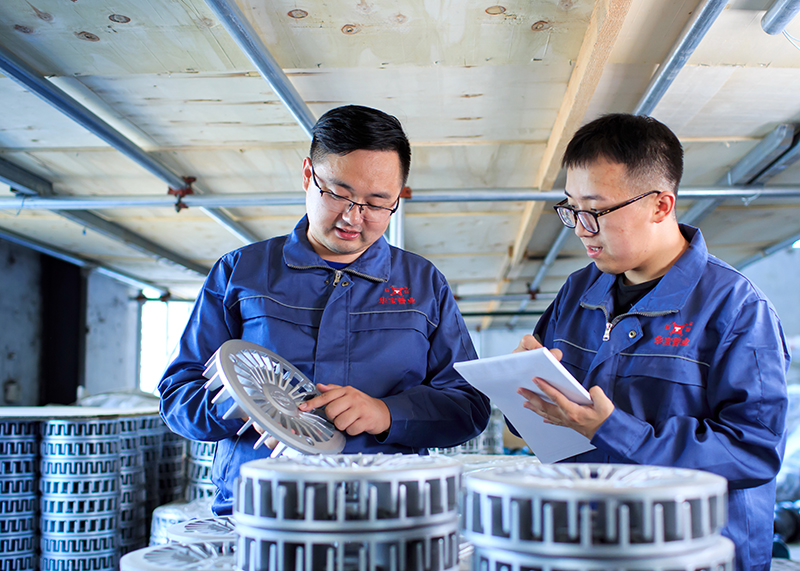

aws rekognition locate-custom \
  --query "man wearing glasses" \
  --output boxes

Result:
[514,114,788,571]
[159,105,490,516]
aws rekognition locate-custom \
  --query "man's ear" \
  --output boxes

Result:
[302,157,313,194]
[653,191,676,223]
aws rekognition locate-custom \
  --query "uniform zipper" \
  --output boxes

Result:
[581,302,676,342]
[286,263,388,285]
[332,270,343,286]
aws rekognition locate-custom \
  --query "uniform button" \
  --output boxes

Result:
[324,280,330,284]
[341,281,350,286]
[628,330,636,338]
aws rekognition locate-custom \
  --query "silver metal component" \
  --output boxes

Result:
[120,541,235,571]
[236,454,462,532]
[166,516,236,544]
[203,340,344,455]
[462,463,728,557]
[471,535,735,571]
[201,0,316,138]
[235,521,460,571]
[149,497,215,547]
[633,0,728,117]
[447,454,540,475]
[762,0,800,34]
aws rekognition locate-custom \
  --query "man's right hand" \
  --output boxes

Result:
[514,334,563,361]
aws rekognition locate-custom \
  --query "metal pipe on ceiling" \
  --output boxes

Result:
[0,227,169,296]
[681,124,797,226]
[0,44,257,245]
[761,0,800,34]
[737,230,800,269]
[507,226,572,328]
[0,157,210,279]
[633,0,729,116]
[4,186,800,211]
[202,0,316,138]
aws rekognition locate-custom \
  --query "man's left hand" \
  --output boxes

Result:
[298,384,391,436]
[517,379,614,440]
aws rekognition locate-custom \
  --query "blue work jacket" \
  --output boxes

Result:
[159,216,490,514]
[532,225,788,571]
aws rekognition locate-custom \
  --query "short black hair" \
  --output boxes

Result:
[562,114,683,194]
[310,105,411,186]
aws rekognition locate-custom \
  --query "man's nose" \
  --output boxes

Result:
[342,202,364,222]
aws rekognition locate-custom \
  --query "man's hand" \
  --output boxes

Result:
[298,384,391,436]
[517,380,614,440]
[514,334,563,361]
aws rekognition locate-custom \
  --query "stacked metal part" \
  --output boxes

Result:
[149,496,214,546]
[159,425,187,504]
[186,440,217,501]
[39,417,121,571]
[462,463,735,570]
[165,515,236,544]
[234,454,463,571]
[120,541,235,571]
[119,416,148,555]
[0,419,38,571]
[139,414,163,529]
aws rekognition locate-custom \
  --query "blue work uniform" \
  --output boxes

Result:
[532,225,788,571]
[159,216,490,514]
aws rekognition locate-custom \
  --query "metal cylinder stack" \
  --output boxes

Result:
[119,416,148,555]
[234,454,463,571]
[120,541,235,571]
[462,463,736,571]
[0,419,38,571]
[159,427,187,505]
[186,440,217,501]
[39,417,121,571]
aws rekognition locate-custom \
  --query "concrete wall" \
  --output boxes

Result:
[741,247,800,337]
[0,240,41,406]
[83,272,141,396]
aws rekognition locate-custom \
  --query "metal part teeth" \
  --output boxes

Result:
[221,402,242,420]
[211,386,231,406]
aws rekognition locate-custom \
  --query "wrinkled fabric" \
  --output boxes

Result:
[159,216,490,514]
[533,225,788,571]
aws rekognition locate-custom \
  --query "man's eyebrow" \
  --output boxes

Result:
[563,190,605,202]
[328,176,394,201]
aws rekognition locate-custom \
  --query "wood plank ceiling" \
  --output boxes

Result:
[0,0,799,330]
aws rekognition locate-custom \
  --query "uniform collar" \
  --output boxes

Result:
[580,224,708,313]
[282,215,392,281]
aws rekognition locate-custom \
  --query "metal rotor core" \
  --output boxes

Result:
[462,463,729,558]
[202,340,345,454]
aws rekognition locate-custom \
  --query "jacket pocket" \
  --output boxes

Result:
[349,309,432,335]
[236,295,323,329]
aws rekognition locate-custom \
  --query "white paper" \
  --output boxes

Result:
[454,349,596,463]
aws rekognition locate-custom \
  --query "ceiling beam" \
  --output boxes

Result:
[480,0,633,330]
[0,226,170,296]
[1,157,209,282]
[0,43,258,245]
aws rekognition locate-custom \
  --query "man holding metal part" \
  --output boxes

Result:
[514,114,789,571]
[159,105,490,515]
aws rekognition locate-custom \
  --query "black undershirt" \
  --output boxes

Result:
[612,274,662,319]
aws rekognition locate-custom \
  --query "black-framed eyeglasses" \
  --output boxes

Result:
[553,190,661,235]
[310,162,399,223]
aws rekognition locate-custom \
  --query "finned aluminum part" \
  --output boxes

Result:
[120,541,234,571]
[462,463,727,557]
[471,535,735,570]
[235,520,459,571]
[203,340,344,454]
[235,454,462,531]
[165,516,236,544]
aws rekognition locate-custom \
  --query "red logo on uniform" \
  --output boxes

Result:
[379,286,415,305]
[654,322,693,346]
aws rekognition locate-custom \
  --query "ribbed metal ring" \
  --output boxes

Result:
[471,535,735,570]
[462,463,728,557]
[236,454,462,531]
[235,520,459,571]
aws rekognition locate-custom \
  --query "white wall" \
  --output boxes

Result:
[0,240,41,405]
[83,272,141,395]
[741,247,800,337]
